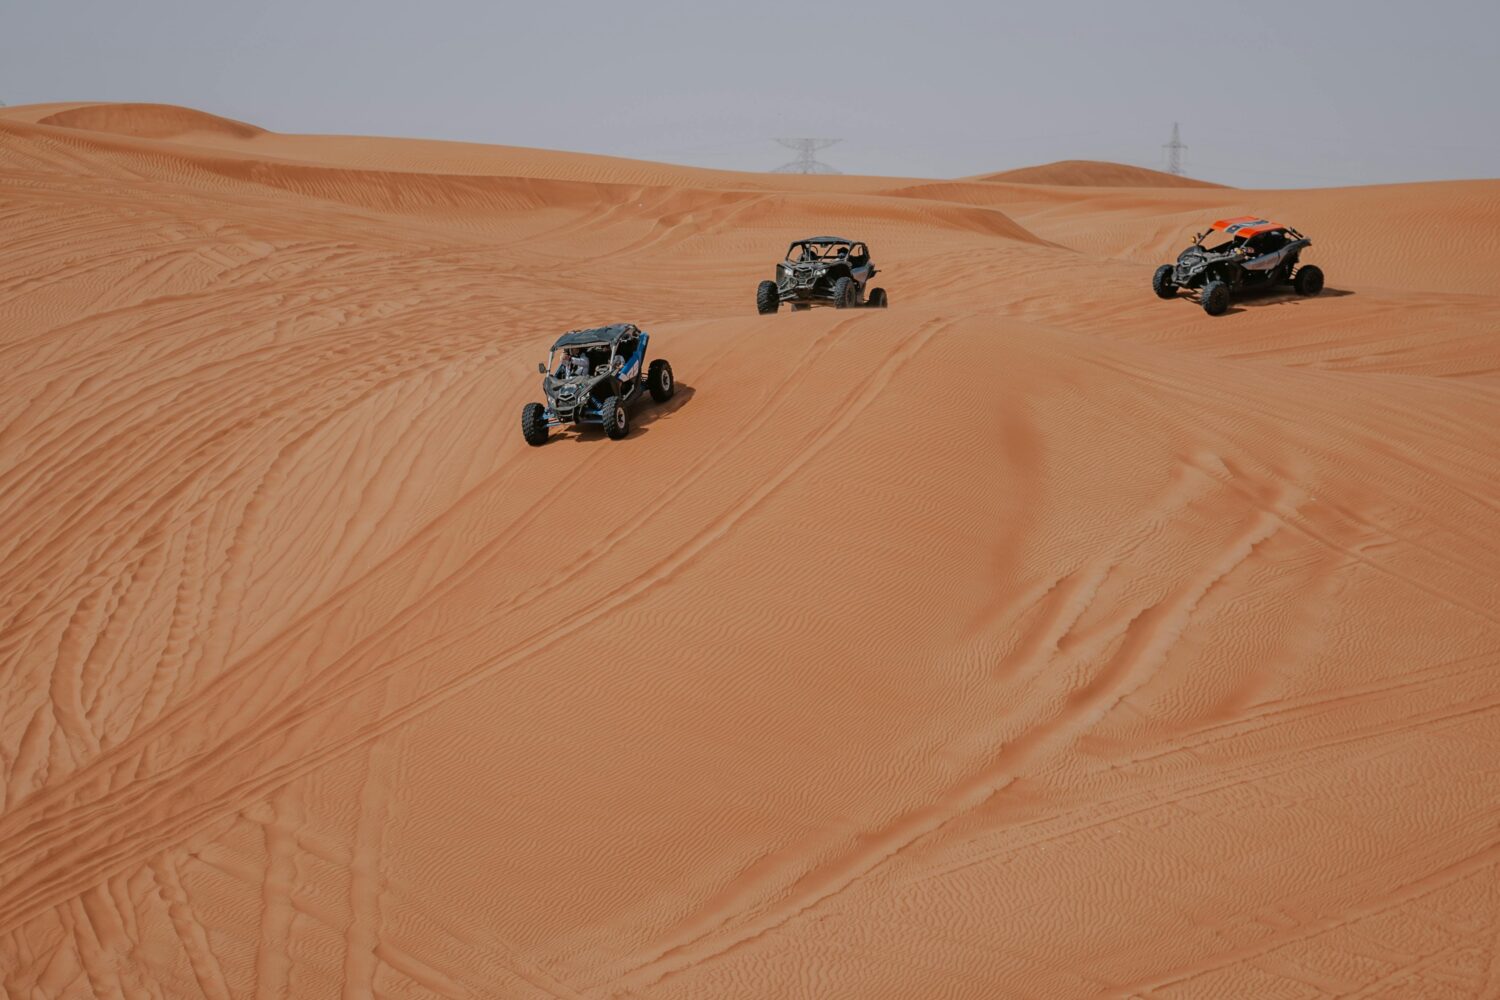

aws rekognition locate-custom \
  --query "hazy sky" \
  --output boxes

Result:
[3,0,1498,188]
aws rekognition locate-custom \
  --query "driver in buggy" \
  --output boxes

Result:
[556,347,591,379]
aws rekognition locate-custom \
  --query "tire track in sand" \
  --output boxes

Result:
[0,317,946,940]
[598,505,1286,996]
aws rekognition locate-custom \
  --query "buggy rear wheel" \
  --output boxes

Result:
[756,280,780,314]
[601,396,630,440]
[647,359,675,403]
[832,276,856,309]
[1293,265,1324,296]
[521,402,548,447]
[866,287,888,308]
[1152,265,1177,299]
[1201,280,1230,316]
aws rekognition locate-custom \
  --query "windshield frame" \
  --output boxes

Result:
[546,341,617,378]
[785,240,856,263]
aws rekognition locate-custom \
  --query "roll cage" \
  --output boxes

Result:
[1191,218,1307,256]
[542,324,646,381]
[785,238,871,267]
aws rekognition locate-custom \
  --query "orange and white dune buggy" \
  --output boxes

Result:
[1153,217,1324,316]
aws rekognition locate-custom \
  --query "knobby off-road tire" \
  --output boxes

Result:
[832,277,856,309]
[647,359,675,403]
[521,402,548,446]
[866,287,888,308]
[756,280,780,314]
[601,396,630,440]
[1201,280,1231,316]
[1294,264,1325,296]
[1152,265,1177,299]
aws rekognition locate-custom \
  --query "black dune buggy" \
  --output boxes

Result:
[757,236,888,313]
[1153,217,1324,316]
[521,324,674,446]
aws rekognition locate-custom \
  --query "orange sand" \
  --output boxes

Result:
[2,103,1498,999]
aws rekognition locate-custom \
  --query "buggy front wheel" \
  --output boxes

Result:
[601,396,630,440]
[832,277,856,309]
[521,402,548,447]
[1152,265,1177,299]
[756,280,780,314]
[1201,280,1230,316]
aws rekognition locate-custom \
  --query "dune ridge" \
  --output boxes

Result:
[972,159,1225,188]
[35,102,266,140]
[1,103,1498,999]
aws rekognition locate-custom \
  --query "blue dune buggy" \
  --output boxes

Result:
[521,324,674,445]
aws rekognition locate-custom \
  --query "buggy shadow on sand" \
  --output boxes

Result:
[521,324,673,446]
[1204,285,1355,315]
[1153,217,1325,316]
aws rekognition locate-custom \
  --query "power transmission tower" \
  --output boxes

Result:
[1163,122,1187,176]
[771,138,841,174]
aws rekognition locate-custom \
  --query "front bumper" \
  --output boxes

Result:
[545,387,605,426]
[777,280,832,303]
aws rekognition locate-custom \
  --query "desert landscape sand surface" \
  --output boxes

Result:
[2,102,1499,999]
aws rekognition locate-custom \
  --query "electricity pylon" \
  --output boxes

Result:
[772,138,841,174]
[1163,123,1187,176]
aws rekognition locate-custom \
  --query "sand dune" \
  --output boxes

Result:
[33,103,266,141]
[972,159,1224,188]
[2,103,1498,999]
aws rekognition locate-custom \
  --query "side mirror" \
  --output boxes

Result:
[537,362,547,374]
